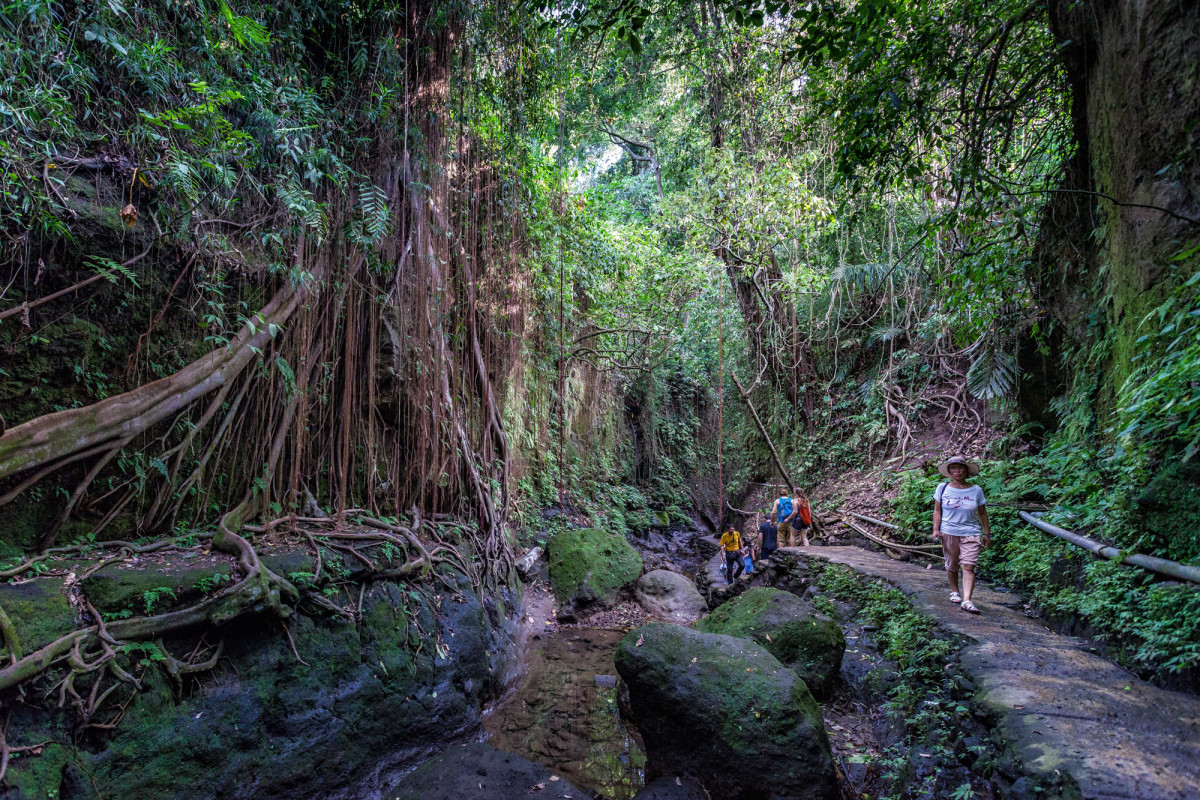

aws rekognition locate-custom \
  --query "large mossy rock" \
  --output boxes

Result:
[694,587,845,698]
[387,742,592,799]
[615,623,837,800]
[547,528,642,617]
[2,553,516,800]
[82,555,238,616]
[634,569,707,622]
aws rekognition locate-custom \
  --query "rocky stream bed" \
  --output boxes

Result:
[3,521,1085,800]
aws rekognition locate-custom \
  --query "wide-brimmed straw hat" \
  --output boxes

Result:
[938,455,980,478]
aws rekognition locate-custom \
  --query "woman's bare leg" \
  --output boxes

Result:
[962,565,976,602]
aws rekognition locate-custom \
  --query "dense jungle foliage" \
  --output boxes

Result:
[0,0,1197,756]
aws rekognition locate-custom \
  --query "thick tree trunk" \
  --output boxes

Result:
[0,263,314,483]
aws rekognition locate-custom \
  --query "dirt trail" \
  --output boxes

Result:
[794,545,1200,800]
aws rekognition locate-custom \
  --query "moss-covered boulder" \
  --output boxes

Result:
[81,554,237,616]
[0,578,78,655]
[2,555,516,800]
[615,623,837,800]
[694,587,844,698]
[547,528,642,618]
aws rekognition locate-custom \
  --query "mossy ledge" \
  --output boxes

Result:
[0,550,516,800]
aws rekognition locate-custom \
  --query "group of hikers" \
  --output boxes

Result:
[718,487,812,584]
[714,455,991,615]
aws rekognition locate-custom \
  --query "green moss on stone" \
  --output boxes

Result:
[614,622,835,798]
[3,742,70,799]
[547,528,642,612]
[695,587,845,697]
[0,578,77,654]
[82,559,235,614]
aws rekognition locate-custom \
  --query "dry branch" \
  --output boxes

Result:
[730,372,797,495]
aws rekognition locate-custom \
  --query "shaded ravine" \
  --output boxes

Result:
[482,525,713,799]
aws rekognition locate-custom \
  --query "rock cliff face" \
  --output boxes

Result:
[1,554,516,800]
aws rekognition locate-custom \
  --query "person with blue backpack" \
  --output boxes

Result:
[772,492,795,546]
[772,488,810,547]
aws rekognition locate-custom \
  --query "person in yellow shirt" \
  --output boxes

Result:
[719,524,744,584]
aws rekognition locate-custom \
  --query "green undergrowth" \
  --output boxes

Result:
[815,562,987,799]
[817,563,953,712]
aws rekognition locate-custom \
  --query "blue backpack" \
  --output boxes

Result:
[777,496,793,524]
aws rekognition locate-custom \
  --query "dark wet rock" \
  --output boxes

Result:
[615,622,837,800]
[3,555,514,800]
[484,629,645,796]
[388,742,593,799]
[694,587,845,698]
[631,775,708,799]
[693,536,719,558]
[547,528,642,618]
[634,570,707,622]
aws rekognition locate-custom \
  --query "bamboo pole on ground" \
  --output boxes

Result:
[731,373,797,496]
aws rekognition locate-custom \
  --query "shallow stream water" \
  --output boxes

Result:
[483,628,646,799]
[480,525,715,799]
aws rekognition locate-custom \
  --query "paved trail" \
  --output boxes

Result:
[782,545,1200,800]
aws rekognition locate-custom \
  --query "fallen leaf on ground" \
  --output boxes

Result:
[635,635,644,647]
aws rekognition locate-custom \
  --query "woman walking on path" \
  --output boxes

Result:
[932,455,991,614]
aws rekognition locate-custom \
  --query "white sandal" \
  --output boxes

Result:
[961,600,980,614]
[949,592,962,604]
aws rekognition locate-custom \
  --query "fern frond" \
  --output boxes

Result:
[356,183,391,244]
[966,346,1017,399]
[275,354,297,399]
[221,1,270,47]
[867,324,904,346]
[85,255,140,287]
[277,181,327,236]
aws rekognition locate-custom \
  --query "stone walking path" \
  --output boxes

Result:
[787,545,1200,800]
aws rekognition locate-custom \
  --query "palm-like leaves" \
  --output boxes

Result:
[966,345,1017,399]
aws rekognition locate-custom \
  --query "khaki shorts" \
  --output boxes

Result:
[942,535,982,571]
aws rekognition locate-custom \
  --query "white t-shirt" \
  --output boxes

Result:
[935,483,986,537]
